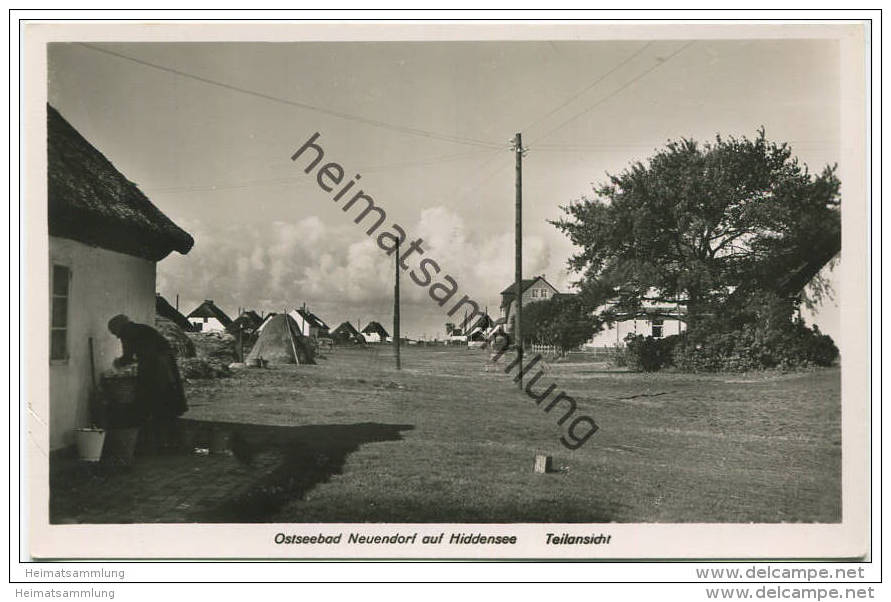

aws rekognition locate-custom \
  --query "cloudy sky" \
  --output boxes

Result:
[47,37,841,339]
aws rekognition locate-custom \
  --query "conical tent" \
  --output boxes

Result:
[245,313,315,365]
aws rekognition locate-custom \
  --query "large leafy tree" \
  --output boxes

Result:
[551,130,841,325]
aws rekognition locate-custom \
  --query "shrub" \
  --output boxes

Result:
[609,344,627,367]
[672,320,838,372]
[622,334,679,372]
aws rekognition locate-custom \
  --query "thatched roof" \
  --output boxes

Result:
[361,321,390,338]
[331,321,364,343]
[187,300,233,326]
[332,321,360,336]
[47,104,194,261]
[295,308,328,330]
[228,310,264,333]
[156,294,193,332]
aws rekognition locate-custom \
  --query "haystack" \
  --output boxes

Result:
[245,313,315,365]
[155,316,196,358]
[187,330,239,363]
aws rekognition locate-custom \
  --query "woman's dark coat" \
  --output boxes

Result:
[115,322,187,422]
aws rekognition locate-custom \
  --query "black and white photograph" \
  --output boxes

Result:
[22,19,871,561]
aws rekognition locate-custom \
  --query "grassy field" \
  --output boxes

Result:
[182,345,841,523]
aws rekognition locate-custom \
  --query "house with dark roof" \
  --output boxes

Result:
[499,275,559,325]
[361,321,390,343]
[331,321,365,345]
[465,313,496,341]
[447,312,496,343]
[156,293,194,332]
[289,307,330,339]
[48,104,194,450]
[187,299,232,332]
[227,310,264,335]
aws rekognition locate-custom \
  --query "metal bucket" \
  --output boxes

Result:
[74,428,106,462]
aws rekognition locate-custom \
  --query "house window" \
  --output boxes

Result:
[652,318,664,339]
[50,265,70,361]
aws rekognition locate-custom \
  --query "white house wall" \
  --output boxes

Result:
[287,311,315,338]
[188,316,227,332]
[585,317,686,348]
[49,236,156,450]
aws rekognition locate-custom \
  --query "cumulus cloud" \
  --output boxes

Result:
[157,206,574,337]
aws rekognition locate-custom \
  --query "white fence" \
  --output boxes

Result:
[530,344,563,357]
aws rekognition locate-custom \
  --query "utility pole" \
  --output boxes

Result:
[394,238,401,370]
[513,132,524,389]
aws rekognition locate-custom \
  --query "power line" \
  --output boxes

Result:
[451,42,683,204]
[77,43,505,150]
[522,42,652,136]
[145,148,493,195]
[361,148,495,173]
[530,41,696,146]
[447,148,512,204]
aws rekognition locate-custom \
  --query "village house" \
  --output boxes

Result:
[290,307,330,339]
[227,309,264,336]
[584,298,687,348]
[331,321,365,345]
[155,293,194,332]
[186,299,232,332]
[499,275,560,327]
[47,104,194,450]
[361,321,390,343]
[448,313,496,343]
[498,274,686,349]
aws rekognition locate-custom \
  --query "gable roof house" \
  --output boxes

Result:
[499,275,559,326]
[465,313,497,342]
[331,321,365,345]
[47,104,194,450]
[361,321,390,343]
[187,299,232,332]
[228,310,264,335]
[289,307,330,339]
[155,293,194,332]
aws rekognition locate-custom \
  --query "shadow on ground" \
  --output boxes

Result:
[50,420,414,524]
[185,420,415,522]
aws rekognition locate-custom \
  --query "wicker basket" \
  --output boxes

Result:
[101,375,138,405]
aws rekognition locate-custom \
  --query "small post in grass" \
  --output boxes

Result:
[533,454,553,474]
